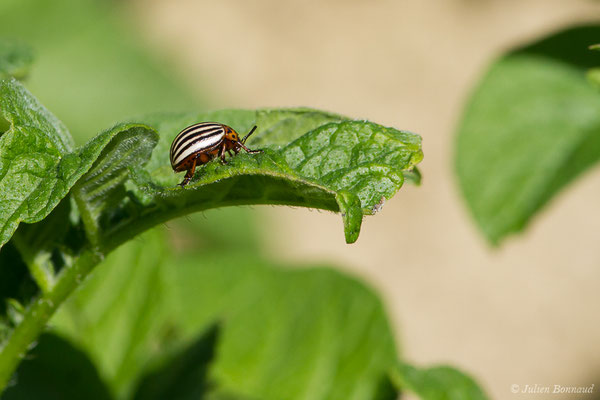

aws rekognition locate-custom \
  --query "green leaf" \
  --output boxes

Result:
[0,78,74,248]
[455,25,600,244]
[0,78,158,249]
[252,108,345,147]
[0,40,33,80]
[0,77,72,151]
[171,258,398,400]
[72,123,158,246]
[51,228,399,400]
[0,85,418,388]
[112,109,422,245]
[1,333,112,400]
[391,362,489,400]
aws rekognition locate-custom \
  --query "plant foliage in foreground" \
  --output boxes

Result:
[0,38,488,399]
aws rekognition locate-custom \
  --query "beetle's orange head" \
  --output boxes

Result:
[224,127,240,142]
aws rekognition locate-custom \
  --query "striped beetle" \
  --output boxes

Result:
[170,122,262,187]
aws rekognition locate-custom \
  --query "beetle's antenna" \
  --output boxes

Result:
[242,125,257,144]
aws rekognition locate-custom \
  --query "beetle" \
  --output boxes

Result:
[170,122,262,187]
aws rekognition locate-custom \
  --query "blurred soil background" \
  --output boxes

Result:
[124,1,600,398]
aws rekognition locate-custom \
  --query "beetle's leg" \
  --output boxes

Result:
[238,143,262,154]
[179,175,191,187]
[179,157,198,187]
[219,142,228,164]
[227,149,234,157]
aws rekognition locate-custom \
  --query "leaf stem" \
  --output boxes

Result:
[11,235,56,294]
[0,250,102,391]
[72,190,101,247]
[26,256,56,295]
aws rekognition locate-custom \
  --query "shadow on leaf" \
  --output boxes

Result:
[1,333,111,400]
[132,323,220,400]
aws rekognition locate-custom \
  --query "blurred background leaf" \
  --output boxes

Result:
[0,40,33,80]
[455,25,600,244]
[50,228,399,400]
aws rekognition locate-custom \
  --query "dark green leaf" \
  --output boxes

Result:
[455,25,600,244]
[0,242,36,345]
[113,109,422,244]
[0,40,33,80]
[391,362,489,400]
[51,228,399,400]
[133,324,219,400]
[11,198,72,258]
[0,333,111,400]
[0,243,35,316]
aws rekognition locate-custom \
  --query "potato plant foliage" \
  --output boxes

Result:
[0,34,491,400]
[0,68,438,397]
[455,25,600,244]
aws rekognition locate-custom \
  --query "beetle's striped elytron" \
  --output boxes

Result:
[170,122,262,187]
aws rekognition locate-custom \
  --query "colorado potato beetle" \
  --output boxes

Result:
[170,122,262,187]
